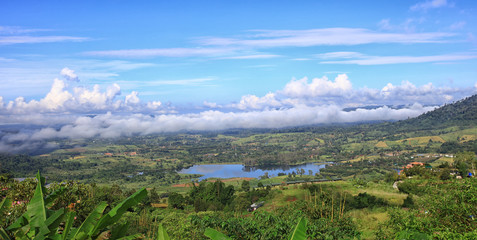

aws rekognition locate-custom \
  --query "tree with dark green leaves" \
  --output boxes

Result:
[455,151,476,176]
[241,180,250,192]
[188,180,235,212]
[168,192,185,209]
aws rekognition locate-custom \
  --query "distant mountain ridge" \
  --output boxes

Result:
[382,94,477,132]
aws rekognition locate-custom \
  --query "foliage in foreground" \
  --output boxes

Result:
[0,171,147,239]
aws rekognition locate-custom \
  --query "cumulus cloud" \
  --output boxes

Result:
[203,101,221,109]
[281,74,352,98]
[73,83,121,109]
[147,101,162,110]
[125,91,140,105]
[60,67,79,82]
[0,69,171,116]
[234,93,282,110]
[231,74,473,109]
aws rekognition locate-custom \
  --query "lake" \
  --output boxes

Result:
[178,162,327,180]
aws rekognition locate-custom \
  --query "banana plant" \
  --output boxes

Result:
[1,171,147,240]
[287,217,307,240]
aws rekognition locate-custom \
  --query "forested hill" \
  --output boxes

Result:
[380,94,477,132]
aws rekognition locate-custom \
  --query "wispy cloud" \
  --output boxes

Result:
[410,0,450,11]
[220,54,280,59]
[291,58,312,61]
[0,25,89,45]
[449,21,466,30]
[0,36,88,45]
[0,57,14,62]
[318,52,477,65]
[85,47,236,58]
[199,28,455,48]
[315,52,364,59]
[153,77,216,86]
[82,28,457,60]
[0,26,51,34]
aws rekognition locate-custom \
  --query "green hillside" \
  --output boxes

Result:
[381,94,477,132]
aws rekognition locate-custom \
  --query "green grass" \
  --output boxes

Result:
[439,127,477,142]
[347,208,389,239]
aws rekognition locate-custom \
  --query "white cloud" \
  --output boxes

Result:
[60,67,79,82]
[147,101,162,110]
[410,0,449,11]
[220,54,280,59]
[153,77,216,86]
[203,101,221,109]
[85,47,235,58]
[234,93,281,110]
[0,26,51,34]
[315,52,364,59]
[291,58,312,61]
[449,21,466,30]
[281,74,353,98]
[319,52,477,65]
[0,36,88,45]
[73,83,121,109]
[377,18,424,33]
[0,57,14,62]
[378,19,392,30]
[41,78,74,110]
[125,91,140,105]
[0,68,172,115]
[200,28,455,48]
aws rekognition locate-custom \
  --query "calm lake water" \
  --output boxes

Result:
[178,162,327,180]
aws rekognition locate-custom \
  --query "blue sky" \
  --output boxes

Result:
[0,0,477,152]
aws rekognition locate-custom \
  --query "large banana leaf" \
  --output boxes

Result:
[8,171,50,238]
[5,172,67,239]
[42,208,66,238]
[0,197,11,214]
[71,201,108,239]
[92,188,147,236]
[61,211,76,240]
[0,228,11,240]
[109,221,129,239]
[157,224,170,240]
[6,172,46,232]
[204,228,232,240]
[288,217,307,240]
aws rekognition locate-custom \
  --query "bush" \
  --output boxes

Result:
[402,194,415,208]
[349,192,386,209]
